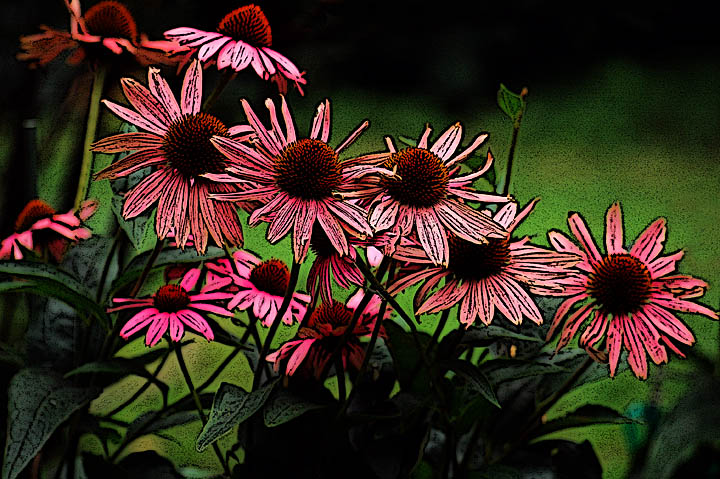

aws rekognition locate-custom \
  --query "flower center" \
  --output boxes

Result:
[162,113,230,177]
[249,259,290,296]
[14,199,56,232]
[217,4,272,47]
[308,300,353,331]
[309,224,336,258]
[448,235,511,280]
[154,284,190,313]
[383,147,449,207]
[587,254,652,315]
[274,139,342,199]
[83,1,138,41]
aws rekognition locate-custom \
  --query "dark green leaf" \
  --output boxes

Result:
[531,404,637,439]
[479,358,569,384]
[443,359,500,408]
[2,369,101,479]
[497,83,525,122]
[263,389,326,427]
[384,320,433,395]
[196,380,278,452]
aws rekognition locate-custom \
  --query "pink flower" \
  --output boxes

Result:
[204,250,310,327]
[164,4,306,94]
[207,97,383,263]
[266,292,387,379]
[547,202,719,379]
[92,60,249,254]
[363,123,510,267]
[110,267,233,347]
[388,199,581,327]
[18,1,185,68]
[0,199,97,262]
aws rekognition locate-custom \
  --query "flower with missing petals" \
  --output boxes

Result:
[362,124,510,267]
[266,292,387,379]
[388,199,580,327]
[208,97,385,263]
[547,202,719,379]
[93,60,249,254]
[164,4,306,94]
[204,250,310,327]
[18,0,184,68]
[110,267,233,347]
[0,199,97,262]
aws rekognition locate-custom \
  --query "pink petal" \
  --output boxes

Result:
[650,293,718,319]
[156,171,183,239]
[493,202,518,229]
[146,312,170,346]
[336,120,369,154]
[177,310,214,341]
[459,282,480,328]
[169,313,184,342]
[94,148,166,181]
[546,293,589,341]
[232,42,254,70]
[286,339,316,375]
[241,98,281,156]
[198,36,230,61]
[262,47,302,79]
[446,133,489,167]
[579,310,608,348]
[164,27,223,48]
[417,280,469,315]
[430,122,463,162]
[102,99,166,135]
[568,212,602,263]
[316,203,349,256]
[91,132,163,153]
[494,275,543,324]
[123,169,173,219]
[324,199,372,236]
[387,267,444,296]
[148,67,181,121]
[181,60,202,115]
[280,95,296,143]
[630,217,668,263]
[415,208,449,266]
[216,40,236,69]
[120,77,172,130]
[607,317,624,377]
[369,197,400,232]
[644,303,696,345]
[477,280,495,325]
[622,315,648,379]
[435,200,507,244]
[633,310,668,365]
[605,202,625,255]
[180,268,201,292]
[647,250,684,277]
[119,308,159,338]
[189,302,234,317]
[292,200,317,262]
[266,198,299,244]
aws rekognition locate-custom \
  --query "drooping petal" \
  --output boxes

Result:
[102,99,166,135]
[607,318,624,377]
[430,122,463,162]
[177,310,214,341]
[415,208,449,266]
[623,314,648,379]
[286,339,316,375]
[91,132,163,153]
[146,312,170,346]
[94,148,166,181]
[119,308,159,339]
[169,313,184,342]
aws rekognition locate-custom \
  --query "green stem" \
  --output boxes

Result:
[338,299,388,417]
[96,229,122,303]
[501,87,528,198]
[335,356,346,403]
[428,308,451,354]
[104,348,171,417]
[202,70,236,111]
[174,343,230,477]
[74,66,106,210]
[252,259,301,390]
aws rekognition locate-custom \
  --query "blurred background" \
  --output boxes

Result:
[2,1,719,477]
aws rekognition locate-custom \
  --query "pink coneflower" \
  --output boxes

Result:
[204,250,310,327]
[18,0,184,68]
[547,202,719,379]
[110,267,233,347]
[363,124,510,267]
[92,60,249,254]
[265,292,387,379]
[208,97,382,263]
[0,199,97,262]
[306,224,365,304]
[164,4,306,94]
[388,199,580,327]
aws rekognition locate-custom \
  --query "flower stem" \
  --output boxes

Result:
[354,255,417,332]
[105,347,171,417]
[174,343,230,477]
[428,308,451,354]
[335,356,346,403]
[74,66,106,210]
[203,70,236,111]
[501,87,528,197]
[252,259,301,390]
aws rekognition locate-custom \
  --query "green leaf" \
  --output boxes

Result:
[443,359,500,408]
[263,389,326,427]
[479,358,570,384]
[384,320,433,395]
[532,404,637,439]
[196,380,278,452]
[64,359,170,406]
[0,261,109,328]
[497,83,526,122]
[2,369,101,479]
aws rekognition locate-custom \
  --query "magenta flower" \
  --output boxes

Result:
[266,291,387,379]
[93,60,249,254]
[207,97,384,263]
[204,250,310,327]
[0,199,97,262]
[18,1,184,68]
[164,4,306,94]
[388,199,581,327]
[110,268,233,347]
[547,202,719,379]
[363,124,510,267]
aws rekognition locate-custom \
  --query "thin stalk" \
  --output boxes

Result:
[428,308,451,354]
[252,259,301,390]
[104,348,171,417]
[96,229,122,303]
[335,356,346,403]
[501,87,528,197]
[174,343,230,477]
[74,66,106,209]
[202,70,236,111]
